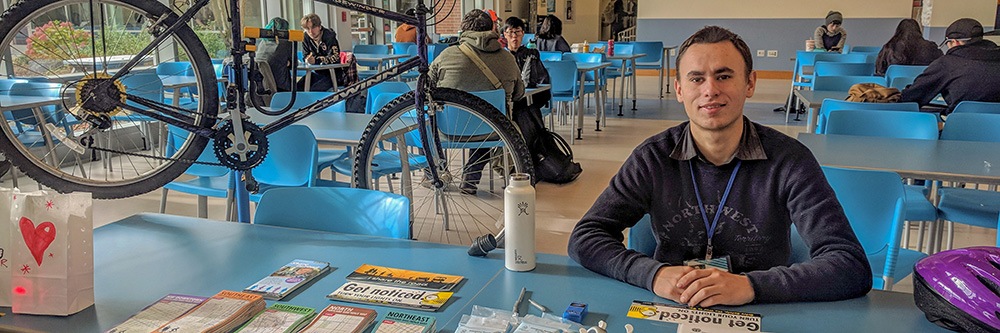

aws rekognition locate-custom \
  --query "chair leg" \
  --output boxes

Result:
[225,190,234,221]
[658,68,664,98]
[902,221,911,249]
[945,221,954,250]
[197,195,208,218]
[159,188,169,213]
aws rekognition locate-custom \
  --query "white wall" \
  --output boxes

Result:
[926,0,996,27]
[637,0,911,19]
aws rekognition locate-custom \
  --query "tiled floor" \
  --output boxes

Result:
[2,76,995,294]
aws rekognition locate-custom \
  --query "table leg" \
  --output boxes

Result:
[305,71,312,91]
[328,68,339,91]
[576,71,585,141]
[665,48,672,93]
[617,61,627,116]
[596,68,605,131]
[631,59,638,111]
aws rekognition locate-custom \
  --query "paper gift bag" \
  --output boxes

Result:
[9,191,94,315]
[0,187,23,307]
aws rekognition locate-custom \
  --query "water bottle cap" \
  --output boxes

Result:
[510,173,531,182]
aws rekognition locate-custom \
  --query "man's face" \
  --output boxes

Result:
[504,27,524,48]
[674,42,756,134]
[302,21,321,39]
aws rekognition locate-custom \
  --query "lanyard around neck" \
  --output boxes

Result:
[689,159,742,259]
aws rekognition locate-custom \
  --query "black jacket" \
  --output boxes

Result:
[303,27,341,66]
[874,38,943,76]
[900,40,1000,114]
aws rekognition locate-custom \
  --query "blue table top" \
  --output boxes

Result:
[0,213,949,332]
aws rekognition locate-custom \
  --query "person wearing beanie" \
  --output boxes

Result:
[901,18,1000,115]
[813,11,847,52]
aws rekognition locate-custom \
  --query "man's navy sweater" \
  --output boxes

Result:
[568,119,872,303]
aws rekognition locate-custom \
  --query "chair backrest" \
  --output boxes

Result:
[0,78,28,93]
[816,99,920,134]
[391,42,415,54]
[814,53,871,64]
[952,101,1000,114]
[253,125,318,186]
[826,109,939,140]
[365,81,411,114]
[822,166,906,280]
[607,44,635,68]
[850,46,882,53]
[522,33,535,46]
[166,125,229,177]
[631,41,664,64]
[269,91,344,112]
[541,60,578,95]
[156,61,193,76]
[814,62,875,76]
[437,89,505,137]
[353,44,391,68]
[5,82,66,126]
[794,51,823,79]
[427,44,447,63]
[563,52,605,81]
[889,76,914,89]
[539,51,564,62]
[371,92,420,147]
[884,65,926,83]
[941,113,1000,142]
[629,214,809,264]
[254,187,411,239]
[812,75,885,91]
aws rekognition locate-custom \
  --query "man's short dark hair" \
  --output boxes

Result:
[461,9,494,32]
[675,26,754,81]
[503,16,526,33]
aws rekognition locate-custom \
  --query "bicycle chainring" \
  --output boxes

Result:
[213,119,268,171]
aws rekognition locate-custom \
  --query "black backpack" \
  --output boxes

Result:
[532,130,582,184]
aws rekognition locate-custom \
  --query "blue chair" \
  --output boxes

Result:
[951,101,1000,114]
[812,75,886,92]
[815,99,919,134]
[539,51,563,62]
[889,76,914,89]
[825,109,939,140]
[522,33,535,46]
[822,166,928,290]
[248,125,347,202]
[160,125,233,220]
[782,51,826,117]
[0,78,28,94]
[268,92,348,177]
[156,61,196,103]
[542,60,580,137]
[813,62,875,77]
[884,65,926,85]
[936,114,1000,248]
[814,53,872,65]
[365,81,411,114]
[253,187,410,239]
[850,46,882,53]
[632,41,665,98]
[604,43,635,107]
[628,215,809,265]
[391,42,415,55]
[562,52,604,114]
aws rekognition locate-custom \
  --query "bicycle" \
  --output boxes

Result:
[0,0,533,244]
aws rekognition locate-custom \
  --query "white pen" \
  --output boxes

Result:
[528,298,549,312]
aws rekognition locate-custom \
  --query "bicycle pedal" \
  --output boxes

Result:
[44,123,86,155]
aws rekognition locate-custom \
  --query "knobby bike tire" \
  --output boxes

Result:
[0,0,218,198]
[353,88,534,244]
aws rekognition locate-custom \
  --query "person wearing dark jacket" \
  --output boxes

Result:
[504,16,551,156]
[875,19,943,76]
[813,11,847,52]
[256,17,294,92]
[536,15,571,52]
[297,14,342,92]
[568,26,871,307]
[901,18,1000,115]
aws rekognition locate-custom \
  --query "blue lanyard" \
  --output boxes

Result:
[689,159,742,260]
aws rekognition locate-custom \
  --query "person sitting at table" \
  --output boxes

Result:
[568,26,872,307]
[256,17,295,93]
[504,16,551,153]
[297,14,350,92]
[874,18,942,76]
[900,18,1000,115]
[536,15,571,53]
[813,11,847,52]
[428,9,524,195]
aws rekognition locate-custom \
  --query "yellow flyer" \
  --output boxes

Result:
[628,300,762,332]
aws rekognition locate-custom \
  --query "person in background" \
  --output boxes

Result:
[395,9,419,43]
[874,19,943,76]
[568,26,871,307]
[901,18,1000,115]
[504,16,551,154]
[256,17,294,93]
[428,9,524,195]
[536,15,571,52]
[813,11,847,52]
[297,14,342,92]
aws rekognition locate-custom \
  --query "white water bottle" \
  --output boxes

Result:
[504,173,536,271]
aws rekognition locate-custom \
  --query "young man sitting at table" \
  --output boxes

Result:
[568,26,872,307]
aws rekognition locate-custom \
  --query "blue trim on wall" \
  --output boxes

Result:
[637,18,906,71]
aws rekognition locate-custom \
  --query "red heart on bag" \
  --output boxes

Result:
[19,217,56,266]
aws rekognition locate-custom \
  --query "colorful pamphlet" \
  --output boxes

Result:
[627,300,762,332]
[244,259,331,300]
[346,264,464,291]
[300,304,378,333]
[234,304,316,333]
[327,281,453,312]
[156,290,267,333]
[105,294,208,333]
[372,310,436,333]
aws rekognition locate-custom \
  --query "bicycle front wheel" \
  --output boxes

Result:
[0,0,219,198]
[354,88,534,245]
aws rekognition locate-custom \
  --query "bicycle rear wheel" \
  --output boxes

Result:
[354,88,534,245]
[0,0,218,198]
